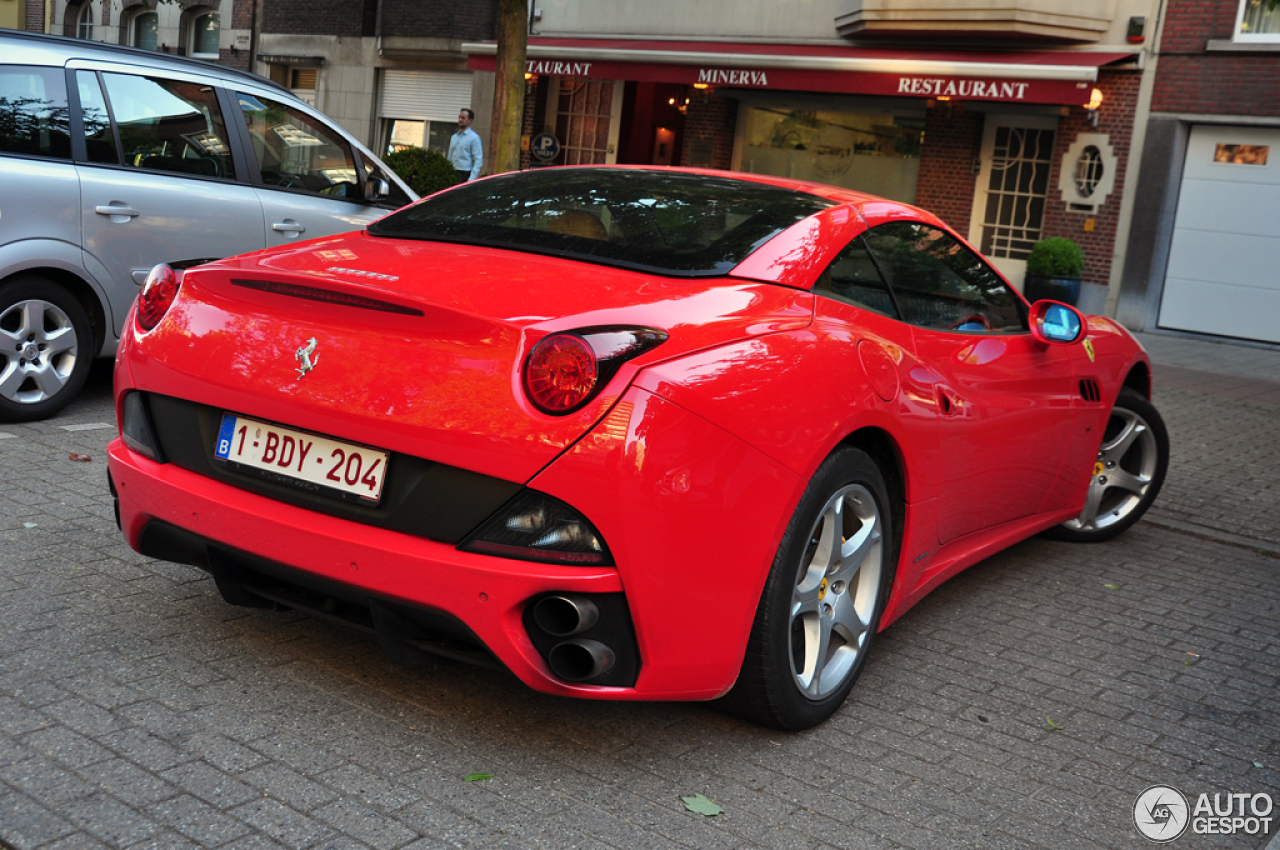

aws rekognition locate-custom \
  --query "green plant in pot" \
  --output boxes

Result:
[1023,237,1084,306]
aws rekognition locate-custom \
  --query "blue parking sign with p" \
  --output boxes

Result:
[531,133,560,163]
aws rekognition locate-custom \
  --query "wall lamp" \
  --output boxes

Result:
[1084,88,1104,128]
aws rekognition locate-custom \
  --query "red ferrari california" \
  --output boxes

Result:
[107,167,1167,730]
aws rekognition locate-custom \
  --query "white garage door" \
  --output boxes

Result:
[1159,125,1280,344]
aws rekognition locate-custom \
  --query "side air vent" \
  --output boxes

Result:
[1079,379,1102,403]
[232,279,424,315]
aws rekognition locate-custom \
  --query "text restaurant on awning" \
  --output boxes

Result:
[464,39,1139,106]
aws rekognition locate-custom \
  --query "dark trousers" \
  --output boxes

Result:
[455,170,470,183]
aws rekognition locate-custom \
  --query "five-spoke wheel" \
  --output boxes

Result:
[1045,387,1169,542]
[725,447,894,730]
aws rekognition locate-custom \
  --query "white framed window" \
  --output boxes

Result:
[1235,0,1280,41]
[77,4,94,40]
[132,11,158,51]
[191,11,220,58]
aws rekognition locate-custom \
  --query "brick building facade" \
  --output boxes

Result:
[1116,0,1280,343]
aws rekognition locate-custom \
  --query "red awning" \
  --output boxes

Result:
[464,38,1138,105]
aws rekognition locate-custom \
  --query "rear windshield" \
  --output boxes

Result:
[368,168,835,276]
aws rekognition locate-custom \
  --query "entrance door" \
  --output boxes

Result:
[543,79,624,165]
[968,115,1058,292]
[1159,125,1280,344]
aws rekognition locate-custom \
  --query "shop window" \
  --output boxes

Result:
[739,106,923,203]
[384,119,453,156]
[191,11,220,58]
[1236,0,1280,40]
[132,12,158,52]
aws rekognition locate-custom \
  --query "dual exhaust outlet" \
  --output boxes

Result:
[532,594,616,682]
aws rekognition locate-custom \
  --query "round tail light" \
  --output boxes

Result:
[524,333,598,414]
[137,264,180,331]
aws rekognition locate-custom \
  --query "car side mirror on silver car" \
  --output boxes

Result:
[366,178,390,202]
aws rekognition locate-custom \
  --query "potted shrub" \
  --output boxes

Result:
[1023,237,1084,305]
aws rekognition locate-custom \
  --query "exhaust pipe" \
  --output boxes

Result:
[533,594,600,637]
[548,639,616,682]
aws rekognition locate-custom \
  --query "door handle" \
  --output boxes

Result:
[272,219,305,235]
[95,204,140,218]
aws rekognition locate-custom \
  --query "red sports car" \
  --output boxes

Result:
[107,167,1167,730]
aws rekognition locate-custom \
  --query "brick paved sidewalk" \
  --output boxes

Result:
[0,338,1277,850]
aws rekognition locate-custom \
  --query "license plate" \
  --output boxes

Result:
[214,414,388,502]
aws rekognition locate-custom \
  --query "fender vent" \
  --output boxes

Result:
[1079,379,1102,403]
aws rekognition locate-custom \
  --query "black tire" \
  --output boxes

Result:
[722,446,895,731]
[1043,387,1169,543]
[0,276,94,423]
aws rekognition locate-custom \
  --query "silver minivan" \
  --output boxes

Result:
[0,30,416,421]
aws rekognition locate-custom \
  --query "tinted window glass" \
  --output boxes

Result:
[814,234,898,318]
[863,221,1026,333]
[76,71,118,164]
[101,72,235,179]
[0,66,71,159]
[370,168,835,277]
[237,92,359,199]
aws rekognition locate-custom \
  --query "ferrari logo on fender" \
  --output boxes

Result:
[1083,339,1096,362]
[295,337,319,380]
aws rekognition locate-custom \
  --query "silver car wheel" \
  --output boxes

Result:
[1063,406,1158,534]
[789,483,883,700]
[0,298,81,405]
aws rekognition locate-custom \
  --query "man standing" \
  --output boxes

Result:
[448,108,483,183]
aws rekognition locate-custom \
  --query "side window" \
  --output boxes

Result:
[100,72,236,179]
[0,66,72,160]
[75,71,118,164]
[237,92,361,200]
[813,234,899,318]
[863,221,1026,333]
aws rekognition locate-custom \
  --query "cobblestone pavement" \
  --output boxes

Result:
[1,335,1277,850]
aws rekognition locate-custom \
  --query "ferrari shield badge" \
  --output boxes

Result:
[1083,338,1096,363]
[295,337,319,380]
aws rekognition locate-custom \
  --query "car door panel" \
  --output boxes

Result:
[73,67,265,337]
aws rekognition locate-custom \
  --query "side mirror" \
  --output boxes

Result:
[366,177,390,202]
[1029,300,1085,345]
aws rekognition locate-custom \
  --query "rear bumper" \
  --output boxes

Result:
[108,437,641,698]
[108,384,805,701]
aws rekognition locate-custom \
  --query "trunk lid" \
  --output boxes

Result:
[132,232,813,483]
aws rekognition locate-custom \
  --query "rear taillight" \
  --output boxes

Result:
[523,326,667,415]
[524,333,598,414]
[136,264,180,331]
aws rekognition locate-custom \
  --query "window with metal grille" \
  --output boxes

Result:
[979,126,1055,261]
